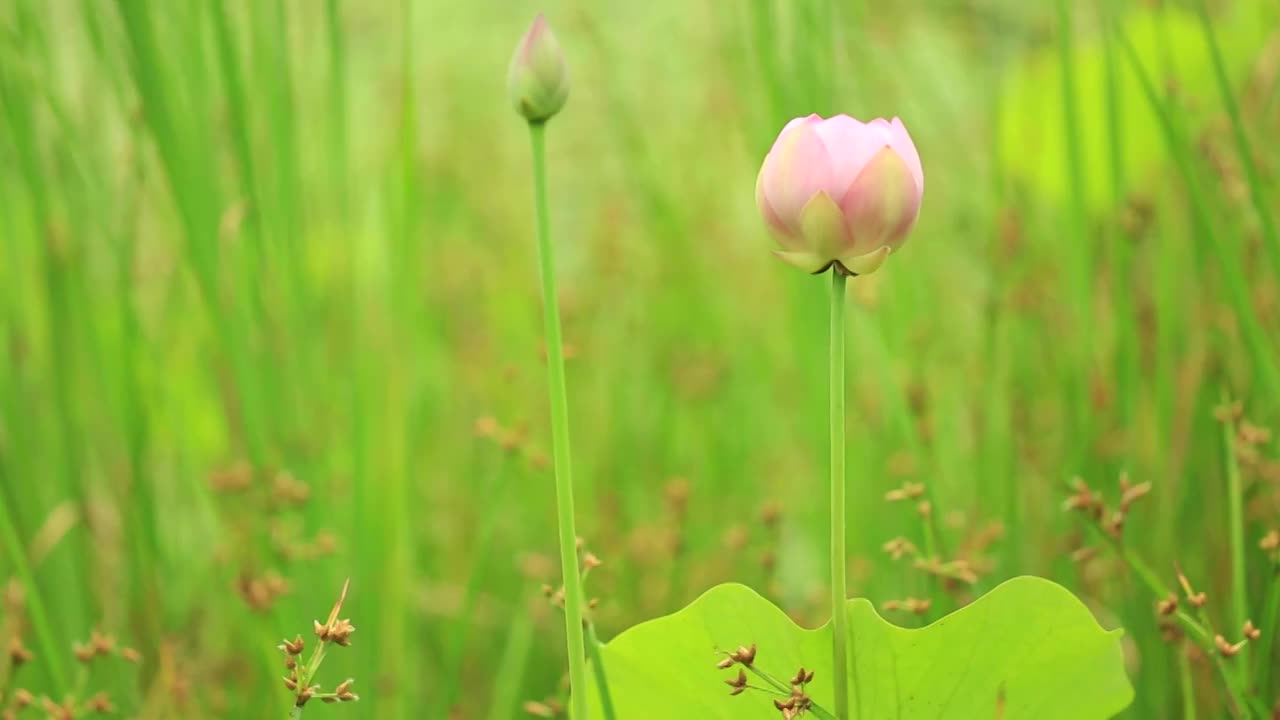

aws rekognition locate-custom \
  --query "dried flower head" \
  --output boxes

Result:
[285,580,361,709]
[725,669,748,695]
[8,636,33,666]
[1215,634,1245,657]
[280,635,305,656]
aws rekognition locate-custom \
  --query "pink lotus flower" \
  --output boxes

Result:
[756,114,923,274]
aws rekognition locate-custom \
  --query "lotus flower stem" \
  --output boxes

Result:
[526,119,590,720]
[829,269,850,719]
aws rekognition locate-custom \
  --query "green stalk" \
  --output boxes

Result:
[1080,521,1251,715]
[585,624,616,720]
[1177,647,1197,720]
[1257,561,1280,700]
[526,120,589,720]
[487,591,536,720]
[1195,0,1280,274]
[829,270,850,720]
[1113,24,1280,402]
[1220,397,1249,680]
[442,455,510,708]
[0,489,66,694]
[742,664,837,720]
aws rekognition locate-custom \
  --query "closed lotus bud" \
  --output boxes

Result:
[756,114,923,275]
[507,15,569,123]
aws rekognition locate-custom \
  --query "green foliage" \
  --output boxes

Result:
[0,0,1277,716]
[998,4,1274,212]
[588,578,1133,719]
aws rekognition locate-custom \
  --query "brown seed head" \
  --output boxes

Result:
[209,462,253,493]
[1156,595,1178,616]
[906,597,932,615]
[296,685,318,706]
[1120,481,1152,512]
[882,537,917,561]
[664,477,691,516]
[473,415,500,438]
[120,647,142,664]
[1070,546,1098,563]
[42,697,74,720]
[1238,420,1271,446]
[88,630,114,656]
[760,549,777,572]
[328,618,356,646]
[1243,620,1261,641]
[312,531,338,556]
[8,637,33,665]
[335,678,358,702]
[1103,512,1125,538]
[885,482,925,502]
[1260,530,1280,552]
[1174,565,1204,606]
[1215,634,1245,657]
[581,553,602,571]
[716,656,735,669]
[1213,400,1243,423]
[759,499,782,528]
[722,525,749,552]
[85,692,114,713]
[733,643,757,666]
[280,634,305,656]
[521,700,558,717]
[11,689,33,708]
[519,552,556,581]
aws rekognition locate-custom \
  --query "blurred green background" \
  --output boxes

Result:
[1,0,1279,717]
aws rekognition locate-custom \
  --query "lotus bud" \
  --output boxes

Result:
[507,14,569,123]
[756,114,924,275]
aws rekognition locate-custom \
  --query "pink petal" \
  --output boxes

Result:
[839,146,922,254]
[755,165,793,241]
[761,121,834,237]
[770,114,824,153]
[814,115,895,199]
[889,117,924,196]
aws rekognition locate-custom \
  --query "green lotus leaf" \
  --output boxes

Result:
[586,576,1132,719]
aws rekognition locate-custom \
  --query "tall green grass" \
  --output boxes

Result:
[0,0,1277,717]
